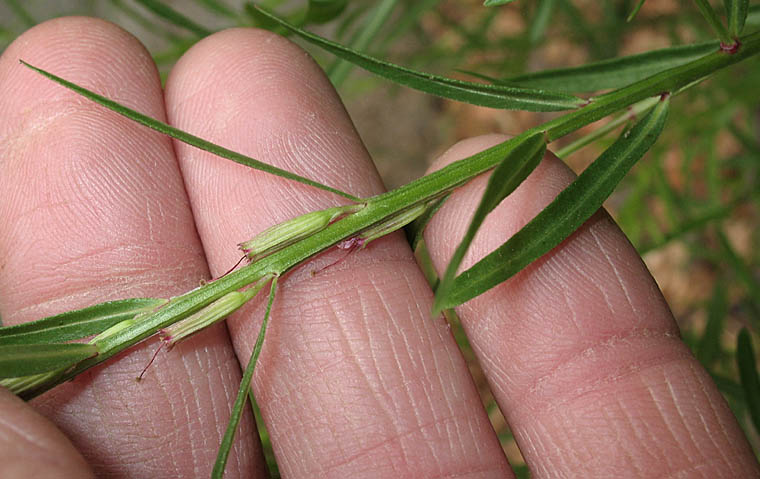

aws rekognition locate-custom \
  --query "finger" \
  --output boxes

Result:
[424,136,760,477]
[0,18,265,477]
[0,388,93,478]
[166,29,513,477]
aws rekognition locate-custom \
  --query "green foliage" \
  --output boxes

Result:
[693,0,733,44]
[0,298,163,345]
[437,98,670,310]
[433,131,546,315]
[19,61,359,202]
[254,5,584,112]
[2,1,760,476]
[213,276,279,479]
[0,343,97,377]
[505,42,718,93]
[725,0,750,37]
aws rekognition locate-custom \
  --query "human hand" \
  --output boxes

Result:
[1,17,758,478]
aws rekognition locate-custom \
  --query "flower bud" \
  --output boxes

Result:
[160,275,273,347]
[239,204,363,262]
[355,202,428,246]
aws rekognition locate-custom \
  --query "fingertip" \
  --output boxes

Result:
[1,17,159,134]
[0,388,94,478]
[165,27,383,272]
[166,30,512,477]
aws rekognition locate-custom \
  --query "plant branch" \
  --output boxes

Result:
[13,28,760,399]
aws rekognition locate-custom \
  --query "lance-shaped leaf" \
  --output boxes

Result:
[725,0,749,38]
[0,343,97,378]
[252,5,584,112]
[737,328,760,435]
[0,298,164,346]
[20,61,359,202]
[483,0,517,5]
[433,131,546,315]
[436,96,670,311]
[505,42,718,93]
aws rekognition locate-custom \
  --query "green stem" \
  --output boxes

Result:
[20,28,760,399]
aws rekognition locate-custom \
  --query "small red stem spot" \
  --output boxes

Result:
[311,237,365,275]
[720,40,741,54]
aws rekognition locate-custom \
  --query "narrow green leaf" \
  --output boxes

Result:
[737,328,760,435]
[438,97,670,310]
[252,5,584,112]
[306,0,348,24]
[725,0,749,37]
[693,0,733,44]
[506,42,718,93]
[483,0,517,5]
[433,132,546,315]
[0,298,163,346]
[0,343,97,378]
[696,283,727,367]
[133,0,212,37]
[627,0,647,22]
[213,276,278,479]
[21,61,359,202]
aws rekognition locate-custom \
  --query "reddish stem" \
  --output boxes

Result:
[136,340,167,381]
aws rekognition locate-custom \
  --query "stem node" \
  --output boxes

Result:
[720,39,742,54]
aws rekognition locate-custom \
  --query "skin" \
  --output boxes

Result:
[0,17,757,479]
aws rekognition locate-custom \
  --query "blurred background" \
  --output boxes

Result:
[2,1,759,475]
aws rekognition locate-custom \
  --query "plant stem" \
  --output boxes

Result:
[20,28,760,399]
